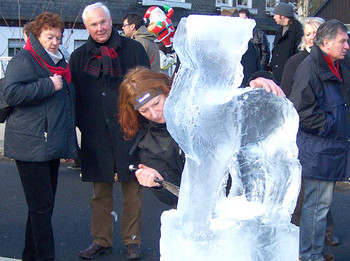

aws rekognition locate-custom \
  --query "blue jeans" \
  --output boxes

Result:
[299,177,335,261]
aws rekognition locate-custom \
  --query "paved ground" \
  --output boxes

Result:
[1,157,350,260]
[0,158,170,261]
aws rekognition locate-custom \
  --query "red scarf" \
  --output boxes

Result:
[24,38,71,83]
[84,45,121,78]
[322,53,342,82]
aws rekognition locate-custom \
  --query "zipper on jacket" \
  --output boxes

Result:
[43,117,48,142]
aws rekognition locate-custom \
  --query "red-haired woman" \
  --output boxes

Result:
[119,66,182,207]
[118,66,284,208]
[4,12,76,260]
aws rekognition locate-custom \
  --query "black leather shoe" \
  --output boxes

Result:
[79,242,112,259]
[126,244,141,260]
[325,235,339,246]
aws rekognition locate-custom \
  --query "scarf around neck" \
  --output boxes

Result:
[322,52,342,82]
[24,37,71,83]
[84,35,121,78]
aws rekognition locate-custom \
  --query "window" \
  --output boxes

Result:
[236,0,252,8]
[8,39,25,57]
[266,0,280,11]
[74,40,86,50]
[0,57,11,79]
[216,0,233,7]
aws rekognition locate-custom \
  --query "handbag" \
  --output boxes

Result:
[0,77,12,123]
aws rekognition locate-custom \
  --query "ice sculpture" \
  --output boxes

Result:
[161,15,301,260]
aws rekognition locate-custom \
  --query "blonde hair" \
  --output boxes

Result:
[298,17,325,51]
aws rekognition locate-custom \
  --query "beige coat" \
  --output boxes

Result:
[132,25,160,72]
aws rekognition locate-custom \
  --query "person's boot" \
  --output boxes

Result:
[126,243,141,260]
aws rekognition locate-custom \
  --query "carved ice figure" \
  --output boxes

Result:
[161,15,301,261]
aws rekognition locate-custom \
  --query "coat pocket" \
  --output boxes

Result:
[298,131,347,180]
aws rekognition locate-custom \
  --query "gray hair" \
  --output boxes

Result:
[298,17,325,51]
[314,19,348,47]
[82,2,111,24]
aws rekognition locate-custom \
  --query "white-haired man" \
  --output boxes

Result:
[70,2,150,260]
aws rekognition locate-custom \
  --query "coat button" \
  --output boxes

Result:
[69,110,72,115]
[102,92,106,96]
[106,118,110,122]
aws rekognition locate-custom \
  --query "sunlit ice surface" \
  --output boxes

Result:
[161,15,301,261]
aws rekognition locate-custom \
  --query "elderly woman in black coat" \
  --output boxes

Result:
[4,12,76,260]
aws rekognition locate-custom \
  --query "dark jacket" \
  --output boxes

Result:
[241,41,262,86]
[130,121,185,206]
[282,49,350,98]
[289,45,350,181]
[69,28,150,182]
[270,19,303,85]
[4,35,77,162]
[281,50,309,97]
[252,28,270,70]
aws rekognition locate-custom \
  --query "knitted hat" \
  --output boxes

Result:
[274,3,294,18]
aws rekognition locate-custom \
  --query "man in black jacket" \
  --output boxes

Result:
[289,19,350,261]
[270,3,302,85]
[238,9,270,70]
[69,2,150,260]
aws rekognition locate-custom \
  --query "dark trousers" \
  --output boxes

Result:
[16,159,60,261]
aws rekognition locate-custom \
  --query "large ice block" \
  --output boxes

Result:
[161,15,301,261]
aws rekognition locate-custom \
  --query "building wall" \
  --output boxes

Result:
[0,26,89,58]
[314,0,350,24]
[0,0,279,34]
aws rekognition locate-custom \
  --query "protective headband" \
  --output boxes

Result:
[133,88,163,110]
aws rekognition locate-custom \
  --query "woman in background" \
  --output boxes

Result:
[281,17,325,97]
